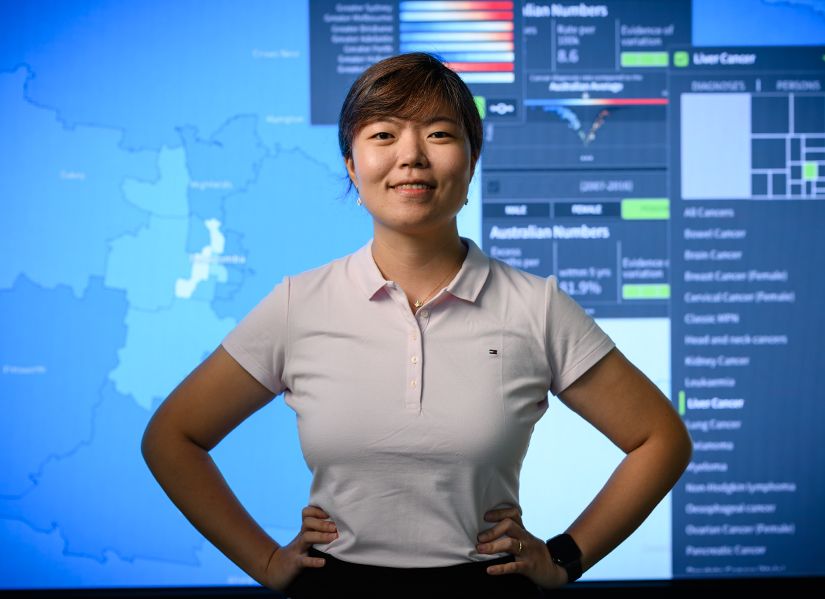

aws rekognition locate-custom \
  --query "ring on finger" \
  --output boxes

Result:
[516,539,523,555]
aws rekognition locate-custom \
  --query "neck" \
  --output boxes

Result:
[371,222,467,310]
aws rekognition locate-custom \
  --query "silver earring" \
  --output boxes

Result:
[464,198,469,205]
[356,196,362,206]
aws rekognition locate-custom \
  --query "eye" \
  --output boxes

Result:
[429,131,452,139]
[371,131,393,140]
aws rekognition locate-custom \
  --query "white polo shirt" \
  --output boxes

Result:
[221,238,614,568]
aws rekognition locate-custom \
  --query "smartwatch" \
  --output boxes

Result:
[545,533,583,583]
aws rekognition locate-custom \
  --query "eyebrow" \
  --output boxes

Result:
[421,115,459,126]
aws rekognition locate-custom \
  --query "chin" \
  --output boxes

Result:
[382,217,454,237]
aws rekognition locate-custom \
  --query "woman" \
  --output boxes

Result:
[141,53,692,598]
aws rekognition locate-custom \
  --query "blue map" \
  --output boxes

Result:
[1,0,823,590]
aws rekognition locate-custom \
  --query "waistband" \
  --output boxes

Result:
[309,546,516,572]
[284,547,543,599]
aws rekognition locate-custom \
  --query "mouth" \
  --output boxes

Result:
[390,181,435,190]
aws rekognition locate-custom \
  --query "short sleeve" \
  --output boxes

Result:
[544,275,615,396]
[220,276,290,395]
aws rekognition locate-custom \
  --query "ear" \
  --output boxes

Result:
[345,156,358,188]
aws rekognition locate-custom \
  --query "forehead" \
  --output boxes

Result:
[356,100,462,130]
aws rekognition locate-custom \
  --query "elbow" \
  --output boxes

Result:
[679,436,693,476]
[140,406,207,474]
[141,408,176,473]
[672,416,694,478]
[140,417,161,471]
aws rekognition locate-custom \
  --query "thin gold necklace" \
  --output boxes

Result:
[413,265,459,309]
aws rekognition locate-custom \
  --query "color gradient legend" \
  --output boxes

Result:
[399,1,515,83]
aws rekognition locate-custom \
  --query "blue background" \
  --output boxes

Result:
[1,0,823,590]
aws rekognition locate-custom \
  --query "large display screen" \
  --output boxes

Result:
[2,0,824,590]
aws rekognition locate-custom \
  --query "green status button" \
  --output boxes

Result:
[623,284,671,300]
[674,51,689,67]
[621,198,670,220]
[621,52,669,68]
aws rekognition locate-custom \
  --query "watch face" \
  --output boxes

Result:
[552,554,566,566]
[546,534,583,582]
[547,533,581,563]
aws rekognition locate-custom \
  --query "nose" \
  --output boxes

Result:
[397,130,428,169]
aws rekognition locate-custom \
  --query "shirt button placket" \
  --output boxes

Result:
[406,312,426,411]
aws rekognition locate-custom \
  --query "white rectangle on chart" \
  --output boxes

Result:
[681,93,751,199]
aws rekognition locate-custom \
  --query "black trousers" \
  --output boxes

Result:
[283,547,544,599]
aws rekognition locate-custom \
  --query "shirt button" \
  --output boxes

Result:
[411,356,418,364]
[410,380,417,387]
[419,310,429,318]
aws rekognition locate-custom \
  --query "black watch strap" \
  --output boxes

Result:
[545,533,583,583]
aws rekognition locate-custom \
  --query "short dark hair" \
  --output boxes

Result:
[338,52,483,165]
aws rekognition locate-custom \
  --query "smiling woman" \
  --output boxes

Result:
[142,52,692,599]
[345,110,474,290]
[339,52,482,312]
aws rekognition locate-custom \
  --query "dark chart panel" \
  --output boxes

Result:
[668,46,825,578]
[482,0,690,318]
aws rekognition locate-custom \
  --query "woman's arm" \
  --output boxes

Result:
[479,347,692,587]
[141,346,278,584]
[141,346,336,589]
[557,347,693,574]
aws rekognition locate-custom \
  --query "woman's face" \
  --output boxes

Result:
[345,107,475,237]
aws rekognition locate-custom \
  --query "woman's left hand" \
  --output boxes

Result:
[476,506,568,590]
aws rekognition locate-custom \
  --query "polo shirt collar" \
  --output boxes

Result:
[351,237,490,303]
[447,237,490,303]
[351,239,389,299]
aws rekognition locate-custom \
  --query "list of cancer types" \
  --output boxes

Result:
[669,201,820,577]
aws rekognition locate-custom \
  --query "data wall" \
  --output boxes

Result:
[1,0,824,589]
